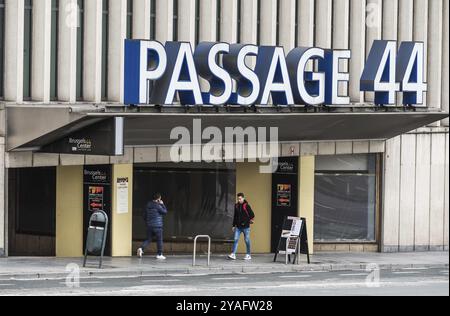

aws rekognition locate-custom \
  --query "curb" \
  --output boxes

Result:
[0,263,448,281]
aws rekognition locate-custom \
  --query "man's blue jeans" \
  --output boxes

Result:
[231,227,251,255]
[141,226,163,256]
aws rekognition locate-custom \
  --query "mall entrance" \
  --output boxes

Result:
[132,163,236,253]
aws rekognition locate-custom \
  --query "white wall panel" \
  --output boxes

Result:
[58,0,78,103]
[429,133,446,250]
[4,0,25,103]
[398,134,416,251]
[414,133,431,250]
[382,136,401,252]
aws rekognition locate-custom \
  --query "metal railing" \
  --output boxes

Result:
[192,235,211,267]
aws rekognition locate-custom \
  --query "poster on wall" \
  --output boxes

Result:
[116,177,129,214]
[277,184,292,207]
[88,186,104,212]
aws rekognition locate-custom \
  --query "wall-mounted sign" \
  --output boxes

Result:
[40,118,124,156]
[277,184,292,207]
[83,166,112,256]
[271,157,299,252]
[88,186,104,212]
[116,177,129,214]
[124,40,426,107]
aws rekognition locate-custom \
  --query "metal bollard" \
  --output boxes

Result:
[193,235,211,267]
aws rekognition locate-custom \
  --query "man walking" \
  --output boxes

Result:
[228,193,255,261]
[137,193,167,260]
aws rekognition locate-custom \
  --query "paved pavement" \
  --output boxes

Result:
[0,252,448,282]
[0,267,448,296]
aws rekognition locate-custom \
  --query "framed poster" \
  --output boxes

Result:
[277,184,292,207]
[116,177,129,214]
[88,186,104,212]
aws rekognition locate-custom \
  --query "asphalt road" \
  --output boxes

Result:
[0,267,448,296]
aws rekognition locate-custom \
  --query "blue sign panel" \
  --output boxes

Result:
[124,39,427,107]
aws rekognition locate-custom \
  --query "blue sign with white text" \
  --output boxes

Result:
[124,40,427,107]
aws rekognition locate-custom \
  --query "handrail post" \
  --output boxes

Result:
[193,235,211,267]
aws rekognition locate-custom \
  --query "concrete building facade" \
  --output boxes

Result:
[0,0,448,258]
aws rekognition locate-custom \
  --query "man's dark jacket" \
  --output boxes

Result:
[143,201,168,228]
[233,201,255,229]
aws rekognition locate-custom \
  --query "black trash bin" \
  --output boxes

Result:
[83,211,109,269]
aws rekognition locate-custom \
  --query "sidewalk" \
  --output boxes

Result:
[0,252,448,281]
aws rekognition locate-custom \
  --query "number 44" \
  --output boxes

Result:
[361,40,427,106]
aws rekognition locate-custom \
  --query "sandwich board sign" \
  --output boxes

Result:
[273,216,310,265]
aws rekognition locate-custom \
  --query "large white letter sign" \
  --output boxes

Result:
[152,42,203,105]
[286,47,325,106]
[255,46,294,106]
[123,39,429,108]
[318,50,351,105]
[194,42,233,105]
[124,40,167,104]
[396,42,427,106]
[223,44,260,106]
[361,40,400,105]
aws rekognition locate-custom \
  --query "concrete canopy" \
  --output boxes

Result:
[6,105,449,152]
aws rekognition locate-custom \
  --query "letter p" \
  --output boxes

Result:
[124,40,167,105]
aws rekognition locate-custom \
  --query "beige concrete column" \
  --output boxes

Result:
[111,164,133,257]
[56,166,84,257]
[236,162,272,254]
[298,156,315,254]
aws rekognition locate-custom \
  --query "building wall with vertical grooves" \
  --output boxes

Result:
[0,0,448,253]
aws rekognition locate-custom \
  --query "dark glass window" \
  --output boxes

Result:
[50,0,59,100]
[133,164,236,241]
[173,0,178,41]
[195,0,200,44]
[126,0,132,39]
[76,0,84,100]
[24,0,33,100]
[216,0,221,41]
[256,0,261,45]
[314,155,377,242]
[276,0,280,45]
[0,0,4,98]
[237,0,241,43]
[150,0,156,40]
[10,168,56,236]
[101,0,109,101]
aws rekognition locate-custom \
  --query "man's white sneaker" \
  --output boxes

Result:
[156,255,167,260]
[244,255,252,261]
[228,254,237,260]
[137,248,144,258]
